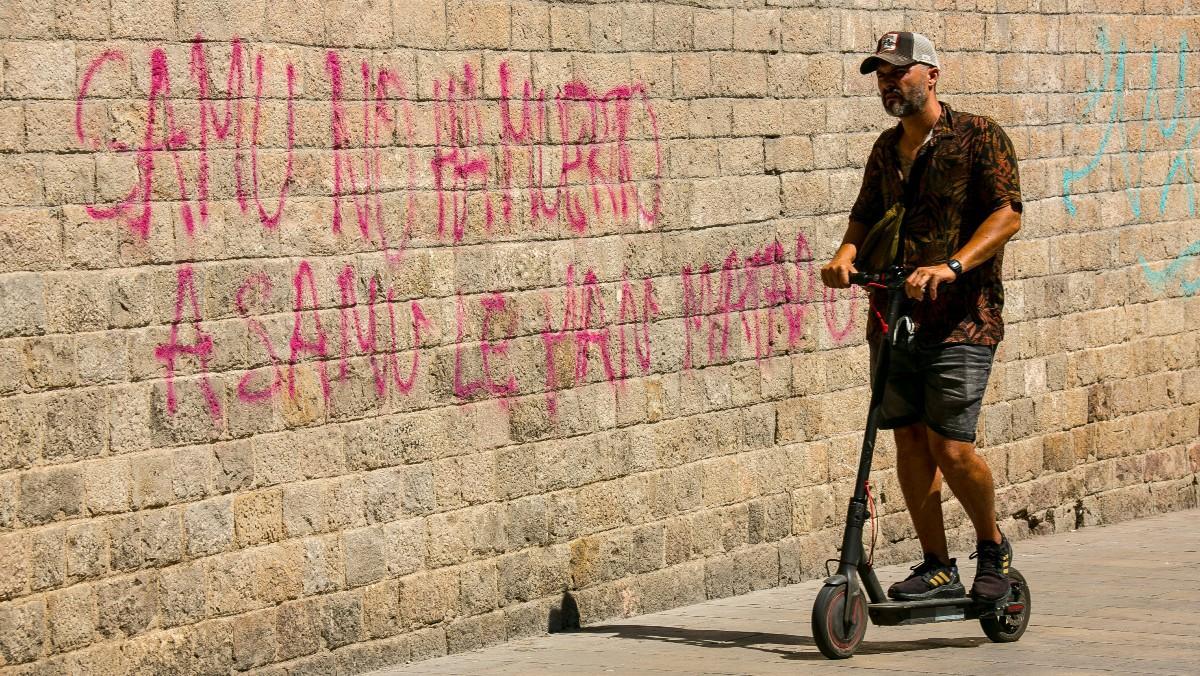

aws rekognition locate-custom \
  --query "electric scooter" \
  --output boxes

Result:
[810,267,1031,659]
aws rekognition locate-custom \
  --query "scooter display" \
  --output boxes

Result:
[810,267,1031,659]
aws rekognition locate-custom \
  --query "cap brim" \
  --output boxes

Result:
[860,53,917,74]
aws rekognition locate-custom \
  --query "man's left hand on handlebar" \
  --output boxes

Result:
[904,264,956,301]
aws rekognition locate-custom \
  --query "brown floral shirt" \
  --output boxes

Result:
[850,102,1022,346]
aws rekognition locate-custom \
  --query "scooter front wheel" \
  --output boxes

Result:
[812,582,868,659]
[980,567,1031,642]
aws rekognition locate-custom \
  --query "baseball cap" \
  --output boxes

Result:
[859,31,940,74]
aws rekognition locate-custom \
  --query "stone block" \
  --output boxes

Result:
[212,441,254,494]
[19,466,83,525]
[446,610,506,654]
[549,5,591,50]
[110,0,176,39]
[382,518,425,577]
[283,481,325,537]
[232,608,276,671]
[181,494,232,557]
[344,526,387,588]
[361,579,401,640]
[157,562,206,629]
[0,532,29,600]
[446,0,509,49]
[0,274,46,338]
[0,597,44,664]
[253,540,305,605]
[46,583,94,653]
[459,561,499,616]
[274,599,322,662]
[131,451,174,509]
[206,550,258,617]
[29,526,65,591]
[83,457,132,516]
[320,592,363,649]
[399,567,459,629]
[302,535,344,596]
[234,489,283,547]
[335,634,411,674]
[95,572,156,639]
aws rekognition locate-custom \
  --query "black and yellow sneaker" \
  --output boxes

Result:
[970,534,1013,601]
[887,552,965,601]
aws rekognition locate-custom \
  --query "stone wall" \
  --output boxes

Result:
[1,0,1198,673]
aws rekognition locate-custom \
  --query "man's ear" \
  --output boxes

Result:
[926,66,940,89]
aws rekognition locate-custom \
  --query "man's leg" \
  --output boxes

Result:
[925,427,1002,544]
[893,422,951,562]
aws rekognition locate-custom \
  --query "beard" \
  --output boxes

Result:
[881,82,928,117]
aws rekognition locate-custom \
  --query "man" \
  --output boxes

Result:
[820,31,1022,602]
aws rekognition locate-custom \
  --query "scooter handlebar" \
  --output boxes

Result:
[848,272,880,286]
[848,268,910,289]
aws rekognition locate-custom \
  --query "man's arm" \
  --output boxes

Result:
[820,219,870,288]
[905,203,1021,301]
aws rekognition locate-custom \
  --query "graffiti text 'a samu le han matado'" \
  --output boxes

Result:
[1062,28,1200,295]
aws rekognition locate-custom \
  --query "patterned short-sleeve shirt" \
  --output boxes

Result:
[850,102,1022,346]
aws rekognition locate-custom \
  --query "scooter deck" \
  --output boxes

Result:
[868,596,1009,626]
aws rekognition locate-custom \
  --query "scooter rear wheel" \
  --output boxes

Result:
[980,567,1031,642]
[812,583,868,659]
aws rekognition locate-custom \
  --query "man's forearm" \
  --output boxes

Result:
[949,204,1021,273]
[834,219,870,262]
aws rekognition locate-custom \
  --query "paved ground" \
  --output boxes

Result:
[374,509,1200,675]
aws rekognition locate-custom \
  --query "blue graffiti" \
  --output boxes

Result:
[1138,242,1200,295]
[1064,28,1200,296]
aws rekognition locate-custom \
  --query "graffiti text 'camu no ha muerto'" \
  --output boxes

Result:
[1061,28,1200,294]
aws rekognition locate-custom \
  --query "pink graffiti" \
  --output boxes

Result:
[154,265,223,420]
[383,292,429,396]
[453,292,517,399]
[81,39,298,239]
[246,51,295,229]
[79,41,662,247]
[823,286,859,344]
[682,233,857,370]
[617,275,660,379]
[235,272,285,403]
[75,50,127,151]
[432,64,495,243]
[327,53,415,256]
[542,267,652,415]
[289,261,332,401]
[81,48,189,238]
[190,37,245,229]
[497,63,664,233]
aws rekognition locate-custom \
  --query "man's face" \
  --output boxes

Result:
[876,63,934,118]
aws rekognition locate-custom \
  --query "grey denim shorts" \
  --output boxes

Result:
[868,339,996,443]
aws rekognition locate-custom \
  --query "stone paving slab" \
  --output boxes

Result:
[373,509,1200,675]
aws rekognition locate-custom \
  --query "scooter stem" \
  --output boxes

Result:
[836,269,908,610]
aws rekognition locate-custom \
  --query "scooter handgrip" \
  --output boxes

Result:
[848,272,879,286]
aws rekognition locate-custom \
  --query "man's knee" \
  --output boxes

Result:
[893,422,927,451]
[928,436,980,475]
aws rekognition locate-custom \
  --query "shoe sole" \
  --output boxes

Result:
[889,583,966,601]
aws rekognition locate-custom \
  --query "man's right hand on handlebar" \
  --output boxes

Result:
[821,253,858,289]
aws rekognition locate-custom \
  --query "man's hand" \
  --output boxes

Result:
[821,255,858,288]
[904,264,956,301]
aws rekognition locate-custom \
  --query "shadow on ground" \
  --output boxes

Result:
[577,624,988,661]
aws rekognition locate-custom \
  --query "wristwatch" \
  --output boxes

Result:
[946,258,963,278]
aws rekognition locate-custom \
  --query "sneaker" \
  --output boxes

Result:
[888,552,965,601]
[970,534,1013,601]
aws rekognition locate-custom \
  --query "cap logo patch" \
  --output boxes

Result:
[879,33,899,52]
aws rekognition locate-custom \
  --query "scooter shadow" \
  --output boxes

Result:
[577,624,987,661]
